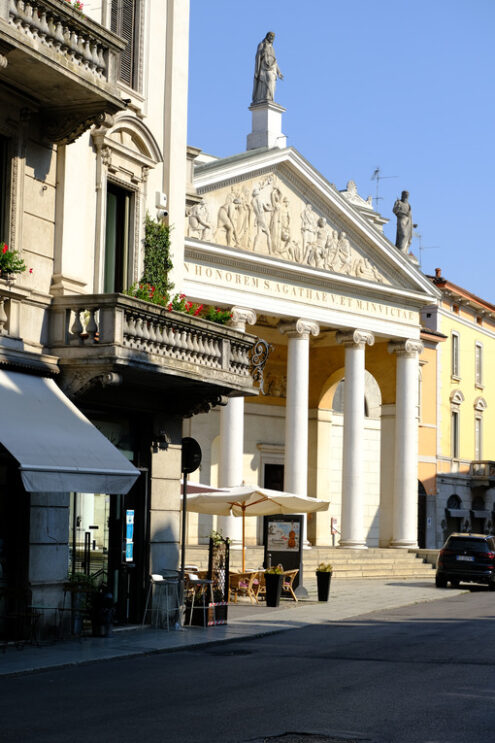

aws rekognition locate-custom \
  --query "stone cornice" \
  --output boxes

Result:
[185,239,435,309]
[336,329,375,348]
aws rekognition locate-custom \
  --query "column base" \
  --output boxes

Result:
[338,540,368,550]
[389,540,418,549]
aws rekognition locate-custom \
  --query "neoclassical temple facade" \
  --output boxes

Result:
[183,112,439,550]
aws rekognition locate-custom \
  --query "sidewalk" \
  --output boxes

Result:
[0,576,464,677]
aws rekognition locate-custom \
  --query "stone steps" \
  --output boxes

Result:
[185,545,435,580]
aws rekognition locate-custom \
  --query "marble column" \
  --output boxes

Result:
[388,339,423,548]
[336,329,375,548]
[217,307,256,543]
[279,319,319,545]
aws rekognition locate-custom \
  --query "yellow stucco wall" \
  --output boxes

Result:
[437,298,495,468]
[418,340,440,495]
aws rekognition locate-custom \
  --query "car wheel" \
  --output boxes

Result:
[488,581,495,592]
[435,574,447,588]
[450,579,460,588]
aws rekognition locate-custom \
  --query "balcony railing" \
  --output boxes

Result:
[49,294,258,399]
[469,461,495,480]
[0,0,126,143]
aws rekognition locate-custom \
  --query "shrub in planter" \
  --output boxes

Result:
[264,565,283,607]
[316,562,333,602]
[90,584,114,637]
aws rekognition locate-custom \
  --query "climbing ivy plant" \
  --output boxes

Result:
[140,214,174,297]
[125,216,232,325]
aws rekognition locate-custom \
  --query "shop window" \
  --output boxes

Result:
[475,342,483,387]
[451,332,460,378]
[111,0,142,90]
[104,182,133,293]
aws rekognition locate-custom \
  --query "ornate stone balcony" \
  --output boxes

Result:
[48,294,258,415]
[469,461,495,486]
[0,0,126,143]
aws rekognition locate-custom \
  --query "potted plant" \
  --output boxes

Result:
[0,243,27,279]
[316,562,333,602]
[90,584,114,637]
[64,573,97,636]
[264,564,284,607]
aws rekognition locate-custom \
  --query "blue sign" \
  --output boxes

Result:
[125,509,134,563]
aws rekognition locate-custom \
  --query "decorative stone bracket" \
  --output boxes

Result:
[0,0,126,144]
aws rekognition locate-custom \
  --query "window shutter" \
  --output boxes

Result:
[111,0,138,88]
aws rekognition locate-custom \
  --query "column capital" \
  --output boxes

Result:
[336,329,374,348]
[231,307,257,330]
[278,318,320,339]
[388,339,424,357]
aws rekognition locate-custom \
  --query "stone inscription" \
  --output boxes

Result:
[186,173,388,285]
[184,262,417,323]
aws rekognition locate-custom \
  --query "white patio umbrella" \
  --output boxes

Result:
[186,484,329,571]
[180,479,227,495]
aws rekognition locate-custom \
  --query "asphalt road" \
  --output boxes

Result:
[2,588,495,743]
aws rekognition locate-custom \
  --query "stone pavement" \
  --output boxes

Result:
[0,576,465,677]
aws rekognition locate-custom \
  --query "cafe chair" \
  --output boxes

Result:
[228,571,260,605]
[281,569,299,602]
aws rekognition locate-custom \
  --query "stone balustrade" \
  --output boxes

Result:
[6,0,109,78]
[0,0,126,142]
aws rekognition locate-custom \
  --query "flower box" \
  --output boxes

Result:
[185,601,228,627]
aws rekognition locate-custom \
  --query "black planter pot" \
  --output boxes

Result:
[316,571,332,602]
[265,573,283,607]
[90,586,114,637]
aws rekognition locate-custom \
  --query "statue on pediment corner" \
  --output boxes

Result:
[393,190,416,253]
[252,31,283,105]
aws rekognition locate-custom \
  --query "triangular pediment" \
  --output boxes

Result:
[187,147,436,299]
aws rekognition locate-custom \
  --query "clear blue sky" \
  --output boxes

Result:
[188,0,495,302]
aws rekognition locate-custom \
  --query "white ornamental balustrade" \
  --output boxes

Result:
[8,0,108,78]
[122,308,225,369]
[48,295,258,398]
[53,297,252,373]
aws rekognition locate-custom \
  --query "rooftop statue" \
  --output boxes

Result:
[252,31,283,105]
[393,190,416,253]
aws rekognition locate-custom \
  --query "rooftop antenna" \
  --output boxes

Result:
[371,166,397,211]
[413,230,440,269]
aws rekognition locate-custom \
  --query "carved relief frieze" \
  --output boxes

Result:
[188,171,389,285]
